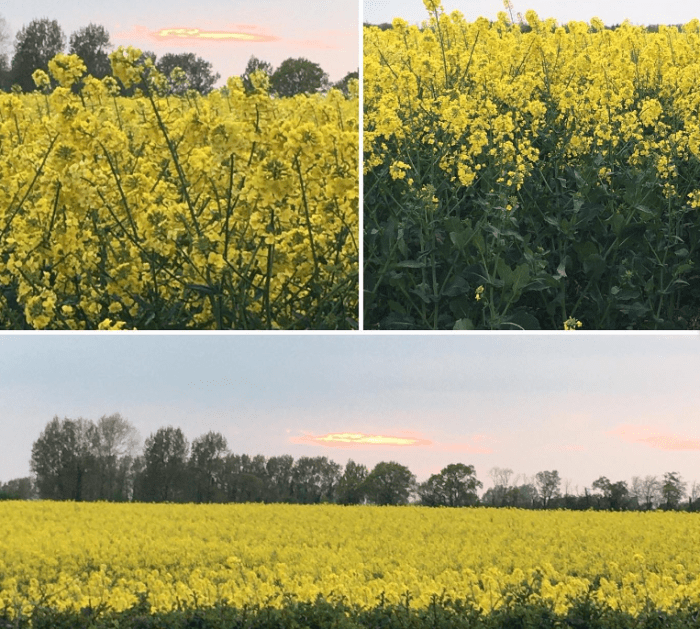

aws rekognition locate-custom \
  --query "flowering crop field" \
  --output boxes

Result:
[2,502,700,621]
[364,3,700,329]
[0,49,358,329]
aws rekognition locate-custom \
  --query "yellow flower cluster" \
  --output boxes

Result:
[364,7,700,204]
[0,47,358,329]
[1,503,700,618]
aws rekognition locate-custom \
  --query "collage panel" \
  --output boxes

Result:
[2,333,700,628]
[0,0,359,330]
[363,0,700,330]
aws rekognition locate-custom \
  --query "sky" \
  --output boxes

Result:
[1,333,698,497]
[0,0,358,89]
[364,0,700,27]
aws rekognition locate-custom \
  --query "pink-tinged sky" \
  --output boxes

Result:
[1,333,698,496]
[364,0,699,27]
[1,0,358,87]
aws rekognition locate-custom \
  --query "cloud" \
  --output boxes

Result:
[609,425,700,451]
[433,434,493,454]
[290,431,432,448]
[154,27,278,43]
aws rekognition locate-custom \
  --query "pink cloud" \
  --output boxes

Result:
[290,431,432,449]
[433,434,493,454]
[610,425,700,451]
[112,24,278,44]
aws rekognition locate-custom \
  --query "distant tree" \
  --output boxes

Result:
[0,14,11,91]
[69,23,112,88]
[290,456,342,504]
[10,18,65,92]
[222,453,268,502]
[0,477,35,500]
[271,57,329,97]
[418,463,481,507]
[87,413,140,501]
[534,470,561,508]
[331,69,358,97]
[30,416,93,500]
[119,50,157,97]
[364,461,416,506]
[661,472,686,510]
[136,426,190,502]
[633,475,661,510]
[156,52,220,95]
[265,454,294,502]
[363,22,393,31]
[336,459,368,505]
[591,476,629,511]
[189,431,229,502]
[486,467,514,506]
[241,55,273,93]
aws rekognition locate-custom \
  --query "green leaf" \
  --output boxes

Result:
[396,260,427,268]
[453,318,475,330]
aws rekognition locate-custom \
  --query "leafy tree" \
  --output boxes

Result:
[189,431,229,502]
[271,57,329,97]
[30,416,93,500]
[0,477,35,500]
[222,453,268,502]
[136,426,190,502]
[336,459,369,505]
[661,471,686,510]
[290,456,342,504]
[10,18,65,92]
[331,69,358,97]
[69,23,112,86]
[156,52,220,95]
[591,476,629,511]
[241,55,273,93]
[364,461,416,505]
[534,470,561,508]
[87,414,140,501]
[418,463,481,507]
[266,454,294,502]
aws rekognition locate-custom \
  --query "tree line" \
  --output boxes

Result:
[0,16,357,97]
[1,415,696,512]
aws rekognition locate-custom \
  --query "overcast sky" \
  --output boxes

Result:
[1,0,358,88]
[364,0,699,27]
[1,333,698,495]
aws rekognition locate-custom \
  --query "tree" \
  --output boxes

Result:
[241,55,273,93]
[10,18,65,92]
[0,14,11,91]
[69,23,112,85]
[534,470,561,508]
[331,69,358,97]
[156,52,220,95]
[87,414,139,501]
[30,416,93,500]
[591,476,629,511]
[271,57,329,97]
[364,461,416,506]
[265,455,294,502]
[336,459,369,505]
[0,477,35,500]
[189,431,229,502]
[661,472,686,510]
[632,475,661,510]
[137,426,189,502]
[418,463,481,507]
[487,467,513,506]
[290,456,341,504]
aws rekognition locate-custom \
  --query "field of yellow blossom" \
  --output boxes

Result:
[364,2,700,330]
[2,502,700,621]
[0,48,358,329]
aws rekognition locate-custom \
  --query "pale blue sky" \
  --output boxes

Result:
[364,0,699,27]
[1,0,358,88]
[1,333,698,495]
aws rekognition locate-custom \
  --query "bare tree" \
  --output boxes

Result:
[534,470,561,508]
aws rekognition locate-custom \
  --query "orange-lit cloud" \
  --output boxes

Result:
[550,444,586,452]
[610,425,700,451]
[290,431,432,448]
[155,27,278,43]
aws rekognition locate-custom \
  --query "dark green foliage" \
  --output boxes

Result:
[332,70,359,97]
[156,52,220,95]
[241,55,274,94]
[364,461,416,505]
[69,23,112,82]
[9,18,65,92]
[270,57,329,97]
[4,596,700,629]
